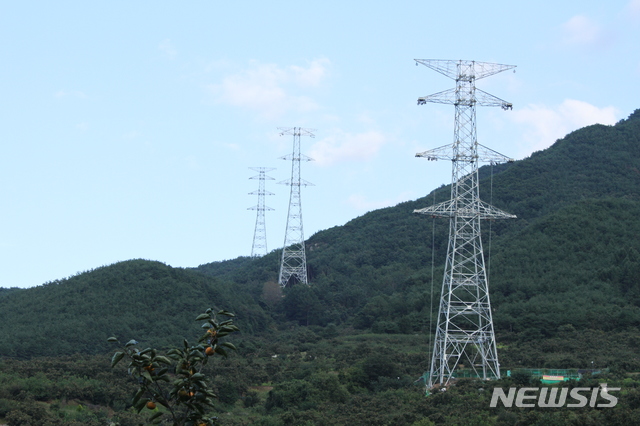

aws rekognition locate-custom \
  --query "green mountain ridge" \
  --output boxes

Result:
[0,259,269,357]
[1,109,640,366]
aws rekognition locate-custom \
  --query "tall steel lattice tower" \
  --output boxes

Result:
[413,59,517,389]
[278,127,315,287]
[248,167,276,257]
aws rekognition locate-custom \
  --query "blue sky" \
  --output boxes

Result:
[1,1,639,288]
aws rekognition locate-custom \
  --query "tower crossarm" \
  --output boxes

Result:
[476,89,513,110]
[414,59,516,81]
[417,88,458,106]
[249,166,277,174]
[278,127,316,137]
[279,153,314,162]
[417,88,512,110]
[413,199,516,219]
[416,143,514,164]
[415,143,455,161]
[477,144,515,164]
[278,179,315,187]
[248,205,275,211]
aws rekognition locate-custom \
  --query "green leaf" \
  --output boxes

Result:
[111,351,125,368]
[217,310,235,317]
[135,398,149,414]
[157,397,170,408]
[154,356,172,365]
[142,370,153,382]
[132,388,144,405]
[107,336,118,343]
[149,411,164,421]
[190,354,204,362]
[195,313,210,321]
[125,339,138,347]
[131,353,150,361]
[215,346,228,357]
[221,342,237,351]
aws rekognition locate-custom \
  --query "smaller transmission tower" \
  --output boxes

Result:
[278,127,315,287]
[248,167,275,257]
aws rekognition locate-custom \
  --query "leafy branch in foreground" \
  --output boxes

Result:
[109,308,239,426]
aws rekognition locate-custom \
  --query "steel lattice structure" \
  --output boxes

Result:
[248,167,275,257]
[278,127,315,287]
[413,60,516,389]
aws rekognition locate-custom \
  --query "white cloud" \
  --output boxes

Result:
[290,58,330,87]
[308,130,386,166]
[356,112,377,126]
[347,191,415,211]
[561,15,603,46]
[511,99,618,156]
[208,59,330,120]
[158,39,177,59]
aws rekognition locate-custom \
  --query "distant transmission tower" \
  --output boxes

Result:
[278,127,315,287]
[413,60,516,390]
[248,167,275,257]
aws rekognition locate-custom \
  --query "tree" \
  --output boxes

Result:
[109,308,239,425]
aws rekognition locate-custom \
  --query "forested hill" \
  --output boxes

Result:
[497,108,640,219]
[195,109,640,368]
[1,109,640,366]
[0,259,270,357]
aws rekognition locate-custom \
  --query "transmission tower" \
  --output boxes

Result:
[413,59,516,390]
[278,127,315,288]
[248,167,275,257]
